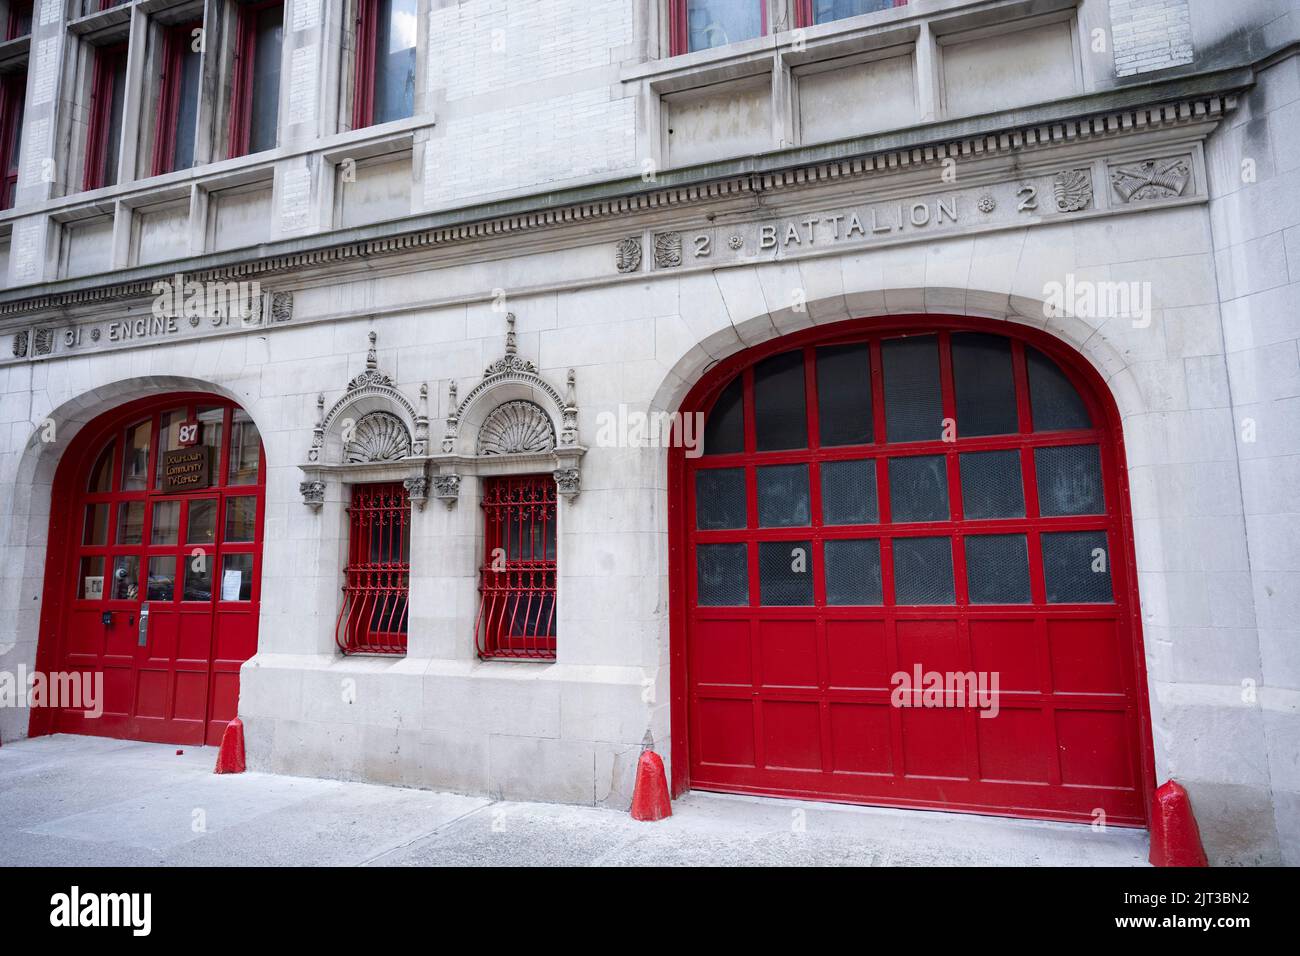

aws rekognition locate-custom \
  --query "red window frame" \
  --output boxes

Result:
[152,21,202,176]
[5,0,32,40]
[476,474,558,661]
[337,482,410,655]
[227,0,281,159]
[83,42,128,191]
[351,0,381,130]
[669,0,768,57]
[793,0,908,29]
[0,69,25,209]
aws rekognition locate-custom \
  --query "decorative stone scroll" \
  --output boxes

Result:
[615,237,642,273]
[1053,169,1093,212]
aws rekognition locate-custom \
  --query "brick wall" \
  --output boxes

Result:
[1110,0,1195,77]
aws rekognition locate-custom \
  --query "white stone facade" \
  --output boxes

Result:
[0,0,1297,865]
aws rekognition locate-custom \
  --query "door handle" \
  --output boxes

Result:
[137,603,150,647]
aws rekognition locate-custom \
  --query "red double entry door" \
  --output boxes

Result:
[34,394,265,746]
[677,321,1154,827]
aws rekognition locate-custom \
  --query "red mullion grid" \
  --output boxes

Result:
[84,43,126,191]
[737,364,767,770]
[669,0,769,57]
[352,0,379,130]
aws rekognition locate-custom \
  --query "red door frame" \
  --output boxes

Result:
[30,392,266,746]
[667,315,1156,825]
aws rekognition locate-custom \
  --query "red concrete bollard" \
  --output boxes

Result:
[1149,780,1208,867]
[213,717,246,774]
[630,749,672,822]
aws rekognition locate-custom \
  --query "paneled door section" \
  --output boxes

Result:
[43,396,265,746]
[679,323,1150,825]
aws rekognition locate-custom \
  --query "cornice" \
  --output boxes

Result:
[0,64,1252,318]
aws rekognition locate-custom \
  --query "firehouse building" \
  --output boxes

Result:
[0,0,1295,865]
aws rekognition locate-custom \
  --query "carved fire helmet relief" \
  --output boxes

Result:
[346,411,412,463]
[478,401,555,456]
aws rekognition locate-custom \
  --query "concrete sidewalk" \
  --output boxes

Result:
[0,735,1149,866]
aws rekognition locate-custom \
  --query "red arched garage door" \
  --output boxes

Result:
[670,319,1153,826]
[33,393,265,746]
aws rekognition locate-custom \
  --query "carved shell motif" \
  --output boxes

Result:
[345,412,412,463]
[478,401,556,456]
[1053,168,1093,213]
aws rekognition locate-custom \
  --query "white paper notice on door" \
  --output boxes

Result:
[221,569,243,602]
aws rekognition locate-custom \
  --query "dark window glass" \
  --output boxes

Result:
[121,420,151,491]
[959,450,1025,519]
[186,499,217,545]
[1035,445,1105,516]
[753,350,807,451]
[757,463,810,527]
[824,538,883,605]
[1042,531,1113,603]
[183,556,212,602]
[116,502,145,545]
[147,556,175,601]
[224,496,258,542]
[816,343,872,446]
[703,375,744,455]
[151,501,180,545]
[892,536,955,605]
[88,442,114,492]
[1028,347,1091,431]
[696,543,749,606]
[820,459,878,525]
[78,556,106,599]
[248,5,284,153]
[373,0,417,124]
[83,504,110,545]
[171,38,202,170]
[695,468,747,530]
[759,540,814,606]
[965,534,1032,604]
[103,51,128,186]
[882,336,942,443]
[228,410,260,485]
[951,332,1018,437]
[220,553,254,602]
[811,0,902,24]
[686,0,763,52]
[111,554,139,600]
[888,455,949,523]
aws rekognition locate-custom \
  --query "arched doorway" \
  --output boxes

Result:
[669,317,1153,826]
[32,393,266,746]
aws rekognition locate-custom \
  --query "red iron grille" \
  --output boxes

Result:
[476,475,557,660]
[337,482,410,655]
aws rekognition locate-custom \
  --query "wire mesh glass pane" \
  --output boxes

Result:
[1035,445,1105,516]
[759,540,814,606]
[952,332,1018,437]
[703,375,745,455]
[965,534,1032,604]
[1028,347,1091,431]
[882,335,942,443]
[959,450,1025,519]
[754,350,808,451]
[892,537,955,605]
[821,459,878,525]
[888,455,949,522]
[1042,531,1114,603]
[697,543,749,606]
[757,464,811,527]
[825,539,883,605]
[816,343,873,446]
[695,468,748,530]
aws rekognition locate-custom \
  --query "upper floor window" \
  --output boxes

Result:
[229,0,283,157]
[799,0,906,26]
[353,0,417,129]
[84,43,128,190]
[0,69,24,209]
[5,0,32,40]
[670,0,765,55]
[153,22,203,175]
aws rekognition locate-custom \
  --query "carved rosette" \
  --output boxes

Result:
[300,480,326,511]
